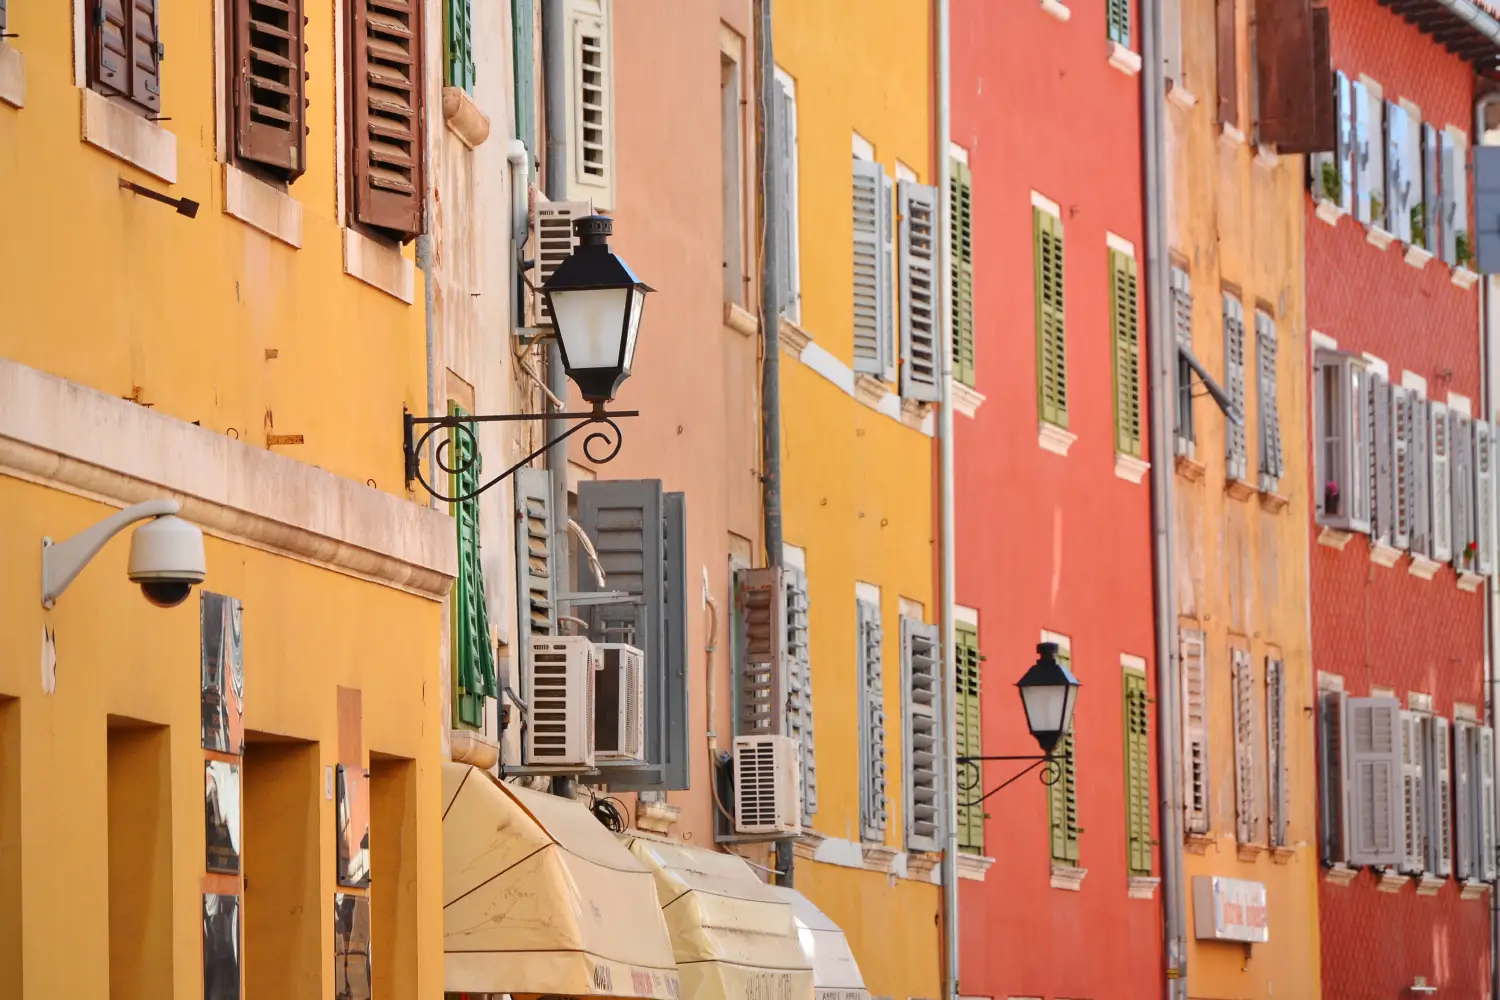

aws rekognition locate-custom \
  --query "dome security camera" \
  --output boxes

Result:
[127,514,207,608]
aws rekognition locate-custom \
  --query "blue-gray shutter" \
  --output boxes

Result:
[1476,420,1495,575]
[1452,413,1474,572]
[1430,400,1453,563]
[1411,395,1431,555]
[773,79,797,315]
[1223,293,1248,482]
[784,567,817,818]
[879,171,896,383]
[514,466,557,683]
[512,0,537,169]
[1391,385,1412,550]
[856,598,887,842]
[1429,715,1453,876]
[852,160,887,376]
[1344,696,1403,867]
[1255,309,1282,490]
[1456,719,1475,879]
[1479,726,1497,882]
[897,180,941,402]
[1371,373,1392,549]
[1423,123,1441,253]
[1266,658,1287,849]
[1441,130,1458,264]
[1337,72,1354,212]
[1319,688,1347,864]
[1353,80,1372,223]
[900,617,943,853]
[1475,146,1500,274]
[1386,100,1408,241]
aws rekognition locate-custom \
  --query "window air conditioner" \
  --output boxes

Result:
[733,734,802,835]
[525,635,596,768]
[594,643,645,763]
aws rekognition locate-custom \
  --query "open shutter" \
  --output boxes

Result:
[1430,716,1453,876]
[445,0,475,91]
[950,159,976,387]
[955,625,984,853]
[1336,72,1354,211]
[856,599,887,842]
[1371,373,1392,548]
[1423,123,1441,253]
[1430,400,1452,563]
[1353,80,1372,223]
[1345,696,1403,867]
[512,0,536,165]
[1456,720,1475,879]
[1108,0,1131,47]
[1319,688,1348,863]
[1477,420,1495,575]
[566,0,613,207]
[1478,146,1500,273]
[0,0,6,34]
[1447,129,1470,263]
[1391,386,1412,550]
[514,466,556,684]
[1400,711,1426,872]
[1256,311,1283,490]
[1224,295,1248,482]
[92,0,133,96]
[1440,130,1458,263]
[232,0,309,177]
[1111,249,1143,458]
[1254,0,1328,152]
[852,160,887,376]
[733,567,787,737]
[1171,266,1196,453]
[1124,668,1152,875]
[350,0,426,241]
[1035,209,1068,428]
[1452,414,1474,572]
[451,409,495,728]
[1411,394,1431,555]
[1182,629,1211,834]
[901,618,943,853]
[1232,649,1257,844]
[1386,101,1409,242]
[1266,659,1287,849]
[1049,730,1080,864]
[773,79,798,318]
[898,181,941,402]
[784,568,816,818]
[129,0,163,112]
[1215,0,1237,128]
[879,171,896,383]
[1480,727,1497,881]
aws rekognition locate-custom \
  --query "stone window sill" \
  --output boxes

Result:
[1405,244,1434,270]
[1409,554,1442,580]
[1108,42,1142,76]
[1039,421,1077,457]
[0,43,23,109]
[1366,225,1396,251]
[956,852,995,881]
[1258,490,1288,514]
[343,228,415,304]
[724,301,758,337]
[1127,875,1160,899]
[1050,864,1087,890]
[950,379,985,418]
[1185,832,1214,855]
[1225,477,1256,502]
[1453,266,1481,290]
[1376,869,1412,893]
[223,164,302,248]
[441,86,491,148]
[1175,453,1205,482]
[1458,570,1486,592]
[81,87,177,184]
[1315,200,1346,227]
[1324,863,1357,887]
[1460,879,1490,900]
[1220,123,1246,147]
[1041,0,1071,21]
[1166,82,1197,110]
[1317,525,1353,551]
[1416,873,1445,896]
[1115,452,1149,484]
[778,316,813,356]
[1370,542,1403,569]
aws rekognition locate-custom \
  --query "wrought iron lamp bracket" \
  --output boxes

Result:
[956,752,1062,809]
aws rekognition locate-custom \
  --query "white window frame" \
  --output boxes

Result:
[1314,349,1372,533]
[774,66,802,324]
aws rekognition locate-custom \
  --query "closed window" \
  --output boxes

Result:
[1171,266,1196,458]
[1223,293,1248,483]
[449,406,497,729]
[852,154,895,382]
[445,0,475,92]
[721,51,745,305]
[1046,636,1079,865]
[772,69,801,321]
[951,157,976,387]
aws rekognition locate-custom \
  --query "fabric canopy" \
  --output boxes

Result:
[766,887,870,1000]
[624,835,815,1000]
[442,763,680,999]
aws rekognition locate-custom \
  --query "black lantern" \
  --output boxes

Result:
[1016,642,1082,753]
[541,215,654,404]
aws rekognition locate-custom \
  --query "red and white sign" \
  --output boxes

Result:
[1192,875,1269,943]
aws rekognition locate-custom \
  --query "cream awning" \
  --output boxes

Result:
[625,835,815,1000]
[766,887,870,1000]
[442,763,680,999]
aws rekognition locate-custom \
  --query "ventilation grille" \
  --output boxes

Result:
[594,643,645,763]
[524,636,595,767]
[733,735,801,835]
[530,200,589,326]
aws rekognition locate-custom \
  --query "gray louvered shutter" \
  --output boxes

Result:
[1223,294,1248,482]
[1337,72,1354,211]
[1256,311,1283,491]
[1319,689,1348,864]
[1429,716,1453,876]
[901,617,943,852]
[897,181,941,402]
[1423,123,1440,253]
[773,79,797,316]
[1344,696,1403,867]
[1456,719,1475,879]
[1267,659,1287,849]
[1371,373,1392,548]
[879,170,896,382]
[1386,100,1408,241]
[1452,413,1475,572]
[1411,395,1431,555]
[784,568,817,818]
[0,0,6,35]
[660,492,689,789]
[734,567,788,737]
[1232,649,1257,844]
[1441,130,1458,264]
[1475,420,1495,575]
[1400,711,1426,873]
[856,598,888,842]
[1182,629,1211,834]
[1430,400,1453,563]
[1392,386,1413,550]
[515,467,557,655]
[852,160,885,375]
[1477,147,1500,273]
[1353,80,1372,223]
[1479,726,1497,881]
[1171,266,1195,455]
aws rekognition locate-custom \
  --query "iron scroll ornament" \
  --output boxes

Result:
[956,753,1062,810]
[402,405,639,505]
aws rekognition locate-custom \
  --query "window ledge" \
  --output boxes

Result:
[904,852,941,880]
[1370,542,1403,568]
[1039,422,1077,456]
[441,86,491,149]
[0,43,23,109]
[1236,842,1266,863]
[1115,452,1149,484]
[950,379,986,418]
[1377,869,1413,893]
[343,228,415,304]
[1166,82,1198,109]
[724,301,758,338]
[1317,525,1354,551]
[1254,145,1281,171]
[854,373,891,410]
[1409,555,1442,580]
[1108,42,1142,76]
[1225,477,1256,502]
[1220,123,1246,147]
[223,164,303,248]
[1458,570,1486,592]
[861,843,901,873]
[1270,846,1296,865]
[1185,832,1214,855]
[80,87,178,184]
[778,316,813,356]
[1315,200,1347,227]
[1040,0,1072,21]
[955,852,995,881]
[1175,452,1206,482]
[1366,225,1396,251]
[1127,875,1160,899]
[901,398,933,434]
[791,830,825,860]
[634,798,682,835]
[1416,873,1446,896]
[1460,879,1491,900]
[449,728,499,769]
[1405,245,1434,270]
[1324,863,1358,887]
[1452,266,1481,290]
[1258,490,1288,514]
[1050,864,1087,891]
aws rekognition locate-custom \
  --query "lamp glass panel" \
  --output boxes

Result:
[552,287,631,370]
[1021,682,1067,737]
[622,289,646,374]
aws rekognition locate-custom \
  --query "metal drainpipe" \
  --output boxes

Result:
[935,1,959,998]
[542,0,577,801]
[1478,88,1500,1000]
[1140,0,1186,995]
[755,0,793,888]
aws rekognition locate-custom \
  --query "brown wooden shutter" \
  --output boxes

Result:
[1254,0,1333,152]
[91,0,133,96]
[1307,5,1334,152]
[129,0,162,112]
[232,0,308,178]
[350,0,426,241]
[1216,0,1238,129]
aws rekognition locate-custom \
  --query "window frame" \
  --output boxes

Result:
[1313,348,1372,533]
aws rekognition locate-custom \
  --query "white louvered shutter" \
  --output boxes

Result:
[1256,311,1283,492]
[1392,386,1412,550]
[1320,689,1348,863]
[515,467,557,650]
[1344,696,1403,867]
[1430,716,1453,876]
[784,568,817,817]
[1430,400,1453,563]
[772,79,799,319]
[1456,720,1476,878]
[1480,726,1498,882]
[1182,630,1210,834]
[1232,649,1257,844]
[565,0,614,209]
[879,170,896,383]
[1267,658,1287,849]
[1171,266,1195,456]
[1452,414,1475,572]
[1386,101,1410,242]
[1400,711,1426,873]
[1371,373,1392,548]
[1224,295,1248,483]
[897,181,941,402]
[530,201,590,327]
[901,618,943,852]
[857,598,887,842]
[1475,420,1495,575]
[852,160,885,376]
[1411,396,1431,555]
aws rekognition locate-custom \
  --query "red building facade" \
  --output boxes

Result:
[1306,1,1492,996]
[950,0,1159,996]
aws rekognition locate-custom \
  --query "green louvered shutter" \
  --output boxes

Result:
[950,159,976,388]
[450,406,496,729]
[1124,668,1152,875]
[1048,645,1079,863]
[955,625,984,854]
[1108,0,1132,48]
[1111,249,1142,457]
[446,0,476,92]
[1035,209,1068,428]
[513,0,537,164]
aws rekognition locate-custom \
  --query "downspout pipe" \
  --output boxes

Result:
[541,0,577,800]
[1140,0,1186,996]
[935,2,959,1000]
[755,0,793,888]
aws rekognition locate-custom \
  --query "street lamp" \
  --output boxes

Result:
[1016,642,1082,753]
[542,215,654,405]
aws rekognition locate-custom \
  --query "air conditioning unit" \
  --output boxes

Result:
[527,199,591,327]
[594,643,645,763]
[525,636,596,768]
[733,735,802,835]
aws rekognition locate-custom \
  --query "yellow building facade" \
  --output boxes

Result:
[0,2,453,997]
[772,2,944,996]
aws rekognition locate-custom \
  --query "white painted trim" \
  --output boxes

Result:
[875,389,903,422]
[0,45,24,109]
[949,142,969,165]
[1106,232,1136,257]
[0,358,456,599]
[223,165,304,248]
[852,132,875,162]
[1371,685,1396,698]
[1450,392,1473,417]
[71,0,86,87]
[793,336,935,437]
[899,597,926,621]
[1405,245,1434,270]
[1402,370,1429,396]
[1361,353,1390,379]
[343,229,416,304]
[1031,190,1062,218]
[81,89,179,184]
[799,342,858,396]
[783,543,807,571]
[1409,692,1434,712]
[955,604,979,628]
[895,161,919,184]
[1312,330,1338,351]
[855,581,882,605]
[214,0,229,161]
[1317,671,1345,692]
[1456,702,1479,722]
[1121,653,1148,673]
[1041,629,1072,652]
